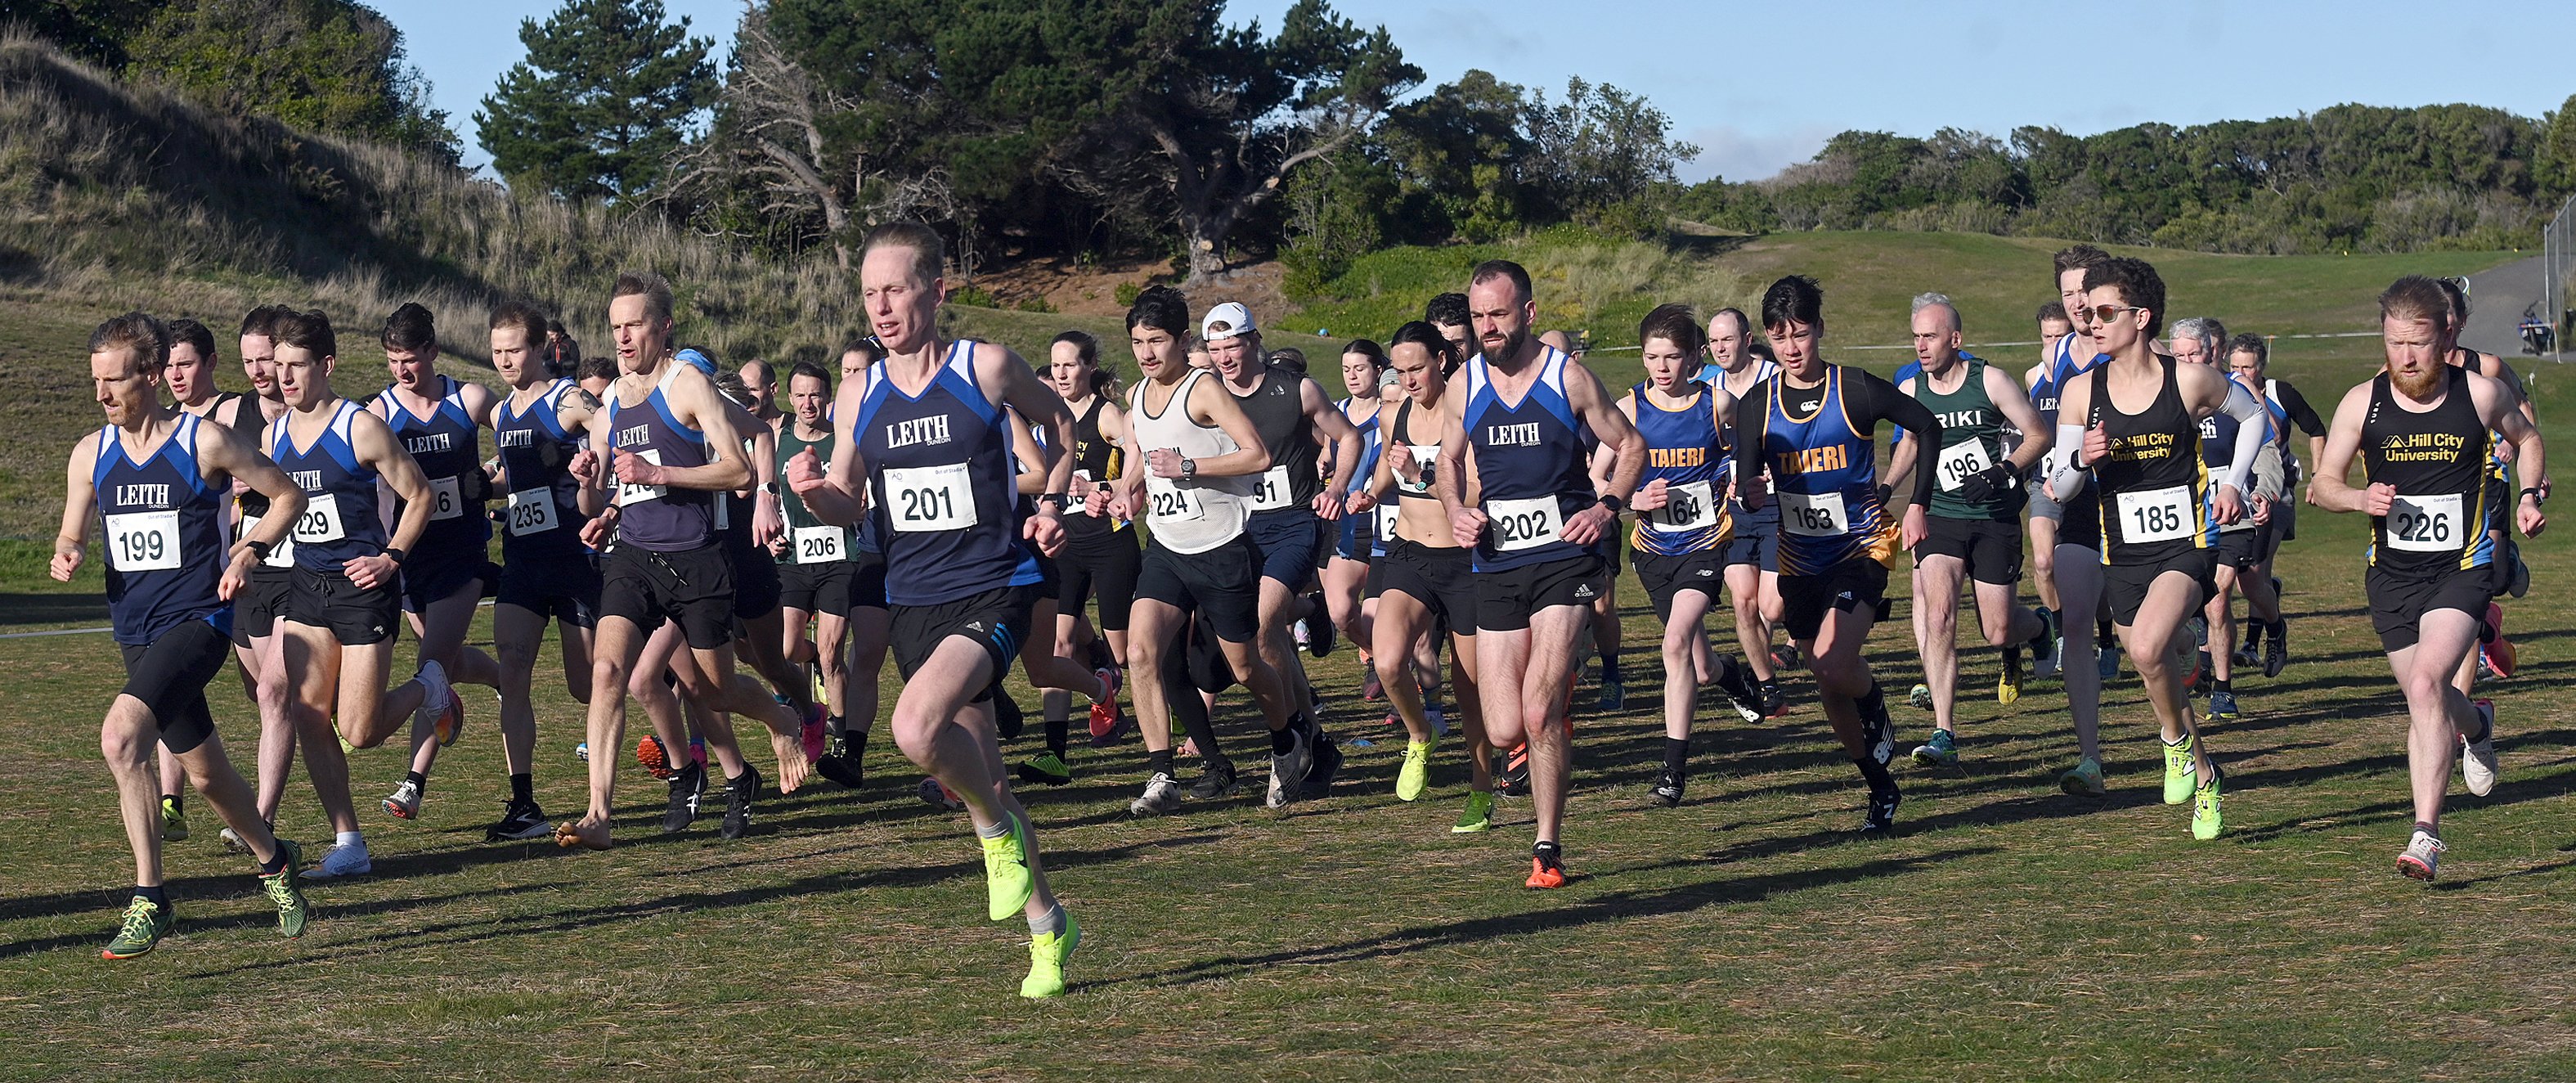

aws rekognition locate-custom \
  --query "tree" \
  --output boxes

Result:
[477,0,716,204]
[1376,70,1544,241]
[1524,76,1699,232]
[673,2,858,267]
[123,0,460,163]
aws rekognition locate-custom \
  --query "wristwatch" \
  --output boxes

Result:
[1596,494,1625,515]
[381,547,408,566]
[1180,457,1197,479]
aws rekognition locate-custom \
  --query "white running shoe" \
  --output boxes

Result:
[383,779,423,820]
[1128,772,1184,816]
[1267,725,1315,809]
[413,659,454,736]
[303,841,374,879]
[2460,700,2499,798]
[2396,829,2447,881]
[218,826,251,854]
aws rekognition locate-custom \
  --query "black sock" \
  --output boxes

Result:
[826,713,847,739]
[136,884,169,909]
[1270,724,1299,756]
[1663,736,1690,776]
[404,771,427,789]
[1857,681,1887,723]
[258,848,289,875]
[509,773,533,804]
[2004,644,2023,668]
[1147,748,1175,779]
[1045,714,1070,758]
[1600,653,1622,684]
[2212,678,2232,695]
[1855,755,1896,792]
[2097,618,2114,645]
[2414,820,2439,838]
[162,793,182,814]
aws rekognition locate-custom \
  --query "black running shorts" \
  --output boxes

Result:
[399,546,495,615]
[1137,535,1263,644]
[496,549,602,628]
[890,584,1037,705]
[2102,548,2216,628]
[600,542,735,650]
[2367,565,2493,653]
[1633,548,1729,622]
[778,559,855,618]
[1055,525,1142,631]
[1376,539,1479,633]
[1245,508,1322,588]
[1474,553,1606,633]
[1914,516,2024,586]
[1779,557,1890,641]
[289,564,402,646]
[118,616,230,755]
[229,565,293,647]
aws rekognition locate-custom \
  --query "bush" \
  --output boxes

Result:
[1015,295,1055,313]
[1114,281,1143,307]
[948,284,998,308]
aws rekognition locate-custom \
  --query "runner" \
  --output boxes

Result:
[210,308,300,852]
[1036,330,1138,762]
[2171,317,2283,726]
[772,359,857,789]
[784,221,1078,997]
[1102,285,1317,814]
[2011,301,2074,639]
[739,358,784,430]
[812,336,891,789]
[1365,321,1494,821]
[266,308,451,879]
[1612,304,1766,806]
[2432,276,2546,690]
[1427,292,1473,355]
[1735,276,1937,834]
[553,272,813,852]
[55,311,312,958]
[1321,339,1388,702]
[1886,293,2054,766]
[487,300,607,842]
[1436,259,1645,887]
[368,303,504,823]
[2049,257,2267,839]
[2228,333,2322,676]
[1705,307,1790,718]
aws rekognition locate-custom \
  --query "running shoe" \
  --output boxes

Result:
[1397,739,1433,802]
[219,826,253,854]
[2480,604,2516,679]
[1859,784,1901,833]
[1525,842,1568,888]
[1908,683,1933,711]
[637,734,677,781]
[718,765,762,840]
[1497,742,1531,797]
[409,659,457,745]
[2508,547,2531,599]
[2161,735,2197,806]
[2233,623,2260,671]
[2191,766,2224,841]
[2097,643,2120,682]
[260,838,308,939]
[2262,619,2288,679]
[2396,829,2447,882]
[1860,694,1896,767]
[1362,667,1384,703]
[918,777,964,811]
[1452,789,1495,833]
[1291,617,1311,650]
[1761,681,1787,720]
[809,663,828,708]
[1997,652,2022,705]
[1383,709,1403,729]
[2461,699,2499,798]
[573,741,590,763]
[1302,735,1344,799]
[1016,753,1074,787]
[2031,607,2062,679]
[2207,689,2241,724]
[980,814,1034,921]
[1649,770,1684,807]
[1185,762,1240,801]
[303,839,372,880]
[159,796,188,843]
[800,704,828,762]
[101,895,173,959]
[1713,655,1764,724]
[1021,911,1079,1000]
[1086,666,1125,744]
[486,798,554,841]
[816,732,867,789]
[1266,723,1316,809]
[994,694,1025,740]
[1596,677,1625,712]
[1307,592,1335,656]
[2059,756,2107,796]
[1129,771,1184,816]
[382,779,422,820]
[1911,728,1958,767]
[663,762,707,833]
[1772,644,1802,672]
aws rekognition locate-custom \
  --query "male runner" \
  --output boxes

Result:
[56,312,313,958]
[2228,333,2320,676]
[1887,293,2053,765]
[1706,307,1790,717]
[1736,276,1938,833]
[487,300,607,841]
[2432,277,2545,686]
[2171,317,2282,726]
[553,272,812,851]
[739,358,785,430]
[2308,275,2545,880]
[156,318,270,843]
[2029,247,2120,683]
[1436,259,1645,888]
[211,308,302,852]
[811,336,891,789]
[2049,258,2267,839]
[1427,293,1473,356]
[369,303,504,822]
[773,360,858,784]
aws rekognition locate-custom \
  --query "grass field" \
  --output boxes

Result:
[3,404,2573,1080]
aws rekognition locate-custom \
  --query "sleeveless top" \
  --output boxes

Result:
[494,378,587,559]
[1462,346,1597,572]
[1128,368,1252,555]
[1063,395,1131,537]
[379,375,490,554]
[2031,335,2106,477]
[774,421,853,565]
[1914,359,2019,522]
[1380,397,1446,553]
[1757,366,1896,575]
[1340,396,1383,552]
[2088,357,2218,564]
[272,399,388,570]
[605,364,717,552]
[2362,366,2494,576]
[1233,364,1322,518]
[1717,358,1780,522]
[851,339,1042,604]
[1628,382,1731,556]
[96,413,230,644]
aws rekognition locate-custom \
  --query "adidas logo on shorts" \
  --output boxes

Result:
[1573,584,1595,600]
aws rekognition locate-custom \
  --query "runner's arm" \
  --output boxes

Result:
[1850,370,1942,511]
[194,416,304,557]
[350,410,437,562]
[2480,374,2547,532]
[50,434,99,581]
[1880,375,1919,496]
[1732,380,1773,506]
[790,372,868,526]
[1301,377,1360,515]
[2303,384,2375,515]
[1179,376,1272,479]
[987,342,1075,511]
[1988,365,2053,473]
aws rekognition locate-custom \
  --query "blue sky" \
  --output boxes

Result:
[384,0,2576,182]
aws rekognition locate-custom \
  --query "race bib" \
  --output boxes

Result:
[1487,495,1565,552]
[884,462,977,533]
[427,475,464,521]
[1778,490,1849,537]
[2385,492,2463,553]
[1645,479,1717,532]
[617,448,666,505]
[1935,439,1995,492]
[105,510,182,573]
[507,488,559,536]
[2116,484,2194,543]
[793,524,848,564]
[1072,469,1097,517]
[1246,464,1295,512]
[1375,500,1399,542]
[293,492,347,544]
[240,515,294,568]
[1398,444,1439,497]
[1144,475,1203,523]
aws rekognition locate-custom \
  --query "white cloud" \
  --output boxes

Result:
[1677,124,1837,185]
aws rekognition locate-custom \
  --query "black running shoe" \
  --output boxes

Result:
[1300,733,1344,799]
[2262,619,2288,679]
[1771,643,1802,672]
[1761,681,1787,719]
[1306,591,1334,657]
[1714,654,1763,724]
[1649,771,1685,807]
[1497,742,1531,797]
[815,733,867,789]
[994,693,1025,740]
[662,762,706,834]
[1184,761,1240,801]
[486,798,553,842]
[719,764,762,840]
[1859,784,1901,833]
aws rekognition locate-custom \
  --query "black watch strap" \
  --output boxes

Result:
[381,547,407,565]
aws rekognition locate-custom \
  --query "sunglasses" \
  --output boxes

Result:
[2086,304,2138,323]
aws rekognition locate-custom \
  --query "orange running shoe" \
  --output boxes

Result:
[636,734,675,780]
[1525,842,1567,888]
[2482,603,2517,678]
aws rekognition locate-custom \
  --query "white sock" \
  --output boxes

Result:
[335,830,363,848]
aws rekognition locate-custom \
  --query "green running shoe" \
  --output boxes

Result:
[2161,735,2197,806]
[101,895,172,959]
[1451,789,1495,834]
[1908,683,1933,710]
[1911,728,1959,766]
[1021,911,1079,1000]
[1396,739,1433,802]
[159,796,188,843]
[1015,753,1073,787]
[2059,755,2107,796]
[260,838,310,939]
[2191,766,2224,841]
[980,816,1035,922]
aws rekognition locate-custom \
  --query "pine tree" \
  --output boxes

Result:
[474,0,716,203]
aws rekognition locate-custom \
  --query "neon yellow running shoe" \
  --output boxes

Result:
[159,796,188,843]
[2161,735,2197,806]
[101,896,172,959]
[980,816,1035,922]
[260,838,309,939]
[1996,660,2022,705]
[1396,739,1433,802]
[1452,789,1495,833]
[2191,767,2224,841]
[1021,910,1079,999]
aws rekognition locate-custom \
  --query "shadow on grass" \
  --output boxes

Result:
[0,591,108,627]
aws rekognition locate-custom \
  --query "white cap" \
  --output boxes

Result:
[1200,302,1256,343]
